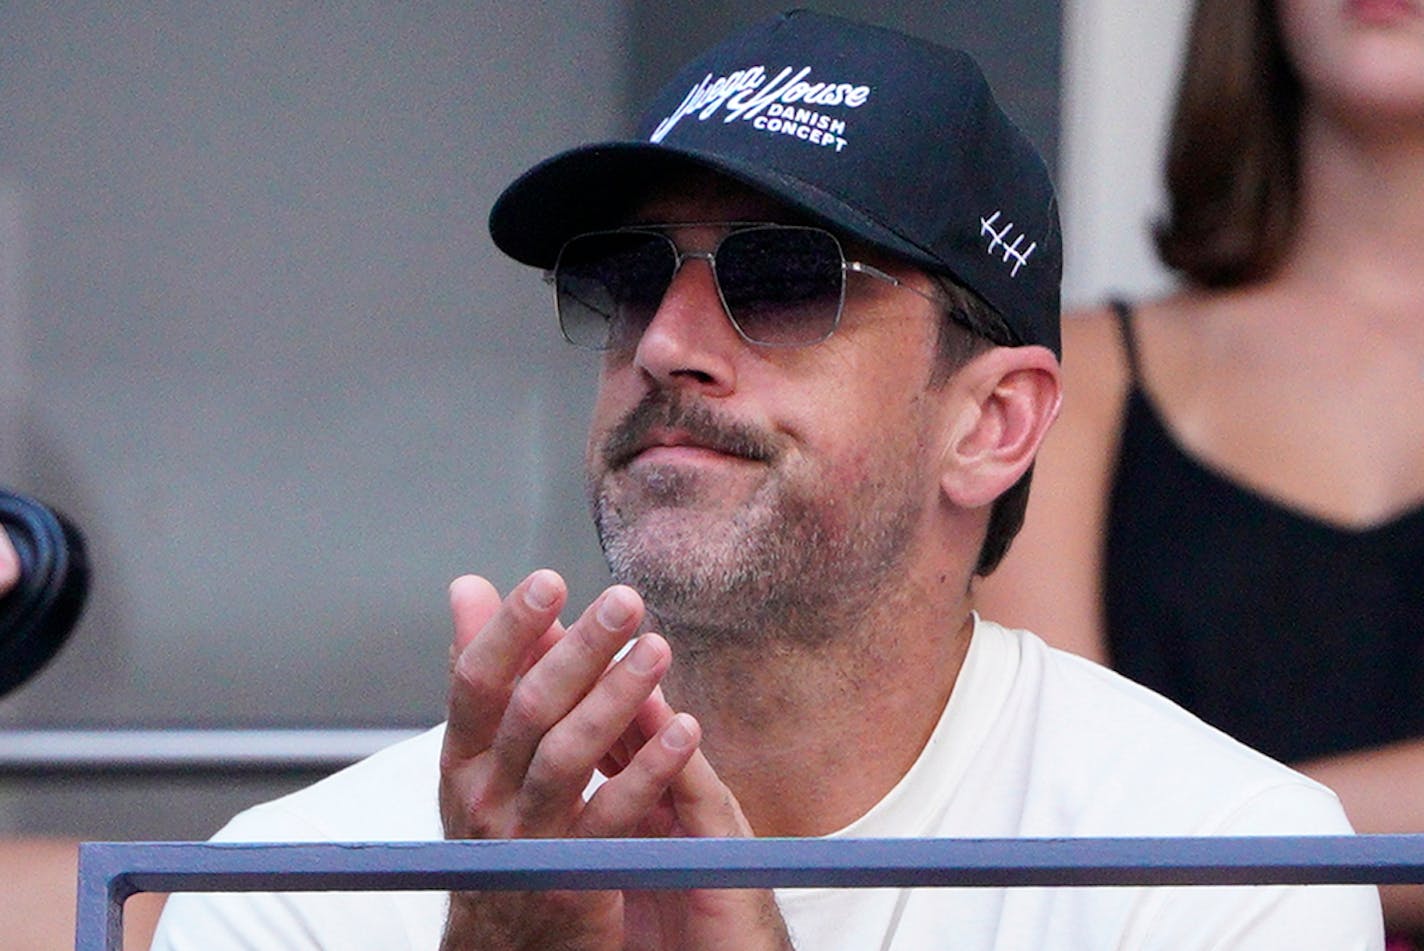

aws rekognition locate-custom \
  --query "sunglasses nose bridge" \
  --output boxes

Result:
[669,247,717,280]
[660,246,734,327]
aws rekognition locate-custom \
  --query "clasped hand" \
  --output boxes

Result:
[438,570,792,951]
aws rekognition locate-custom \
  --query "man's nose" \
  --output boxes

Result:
[632,256,741,395]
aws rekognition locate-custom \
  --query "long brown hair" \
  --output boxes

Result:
[1153,0,1304,287]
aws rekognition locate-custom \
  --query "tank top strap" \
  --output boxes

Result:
[1108,298,1142,384]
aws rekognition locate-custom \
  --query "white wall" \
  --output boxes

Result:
[1059,0,1194,309]
[0,183,25,477]
[0,2,632,837]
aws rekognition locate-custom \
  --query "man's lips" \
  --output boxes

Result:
[618,429,761,469]
[1345,0,1422,23]
[601,394,777,472]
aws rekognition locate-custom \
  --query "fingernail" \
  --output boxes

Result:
[624,635,659,674]
[524,571,559,610]
[597,590,635,630]
[663,713,695,751]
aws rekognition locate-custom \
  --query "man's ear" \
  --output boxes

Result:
[939,346,1062,508]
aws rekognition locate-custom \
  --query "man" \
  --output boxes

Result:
[153,11,1383,949]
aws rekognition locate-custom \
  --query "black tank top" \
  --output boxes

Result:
[1103,301,1424,763]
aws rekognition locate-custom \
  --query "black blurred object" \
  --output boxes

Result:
[0,489,89,699]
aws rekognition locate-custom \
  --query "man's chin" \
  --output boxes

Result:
[597,499,750,577]
[603,506,741,553]
[596,480,748,526]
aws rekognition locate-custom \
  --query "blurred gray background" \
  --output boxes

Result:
[0,2,1067,841]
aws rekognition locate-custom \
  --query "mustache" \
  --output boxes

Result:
[599,391,779,470]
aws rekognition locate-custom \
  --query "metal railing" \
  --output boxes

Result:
[78,834,1424,950]
[0,728,424,773]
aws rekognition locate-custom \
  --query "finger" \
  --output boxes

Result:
[447,575,501,667]
[668,744,756,838]
[596,715,651,779]
[517,623,567,679]
[575,709,701,837]
[527,633,672,799]
[444,570,568,762]
[495,595,658,819]
[637,688,757,839]
[633,683,676,738]
[596,681,670,779]
[490,585,646,771]
[595,733,634,780]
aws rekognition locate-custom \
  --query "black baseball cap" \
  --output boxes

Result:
[489,9,1061,357]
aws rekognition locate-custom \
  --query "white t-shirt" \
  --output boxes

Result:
[151,619,1384,950]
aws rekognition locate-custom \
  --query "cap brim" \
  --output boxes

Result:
[488,140,944,276]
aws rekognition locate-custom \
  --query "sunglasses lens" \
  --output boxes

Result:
[717,227,844,346]
[554,232,675,349]
[553,226,847,350]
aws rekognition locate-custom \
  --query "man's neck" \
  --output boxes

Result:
[659,584,976,838]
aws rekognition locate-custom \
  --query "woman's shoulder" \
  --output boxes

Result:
[1055,300,1138,439]
[1059,292,1215,408]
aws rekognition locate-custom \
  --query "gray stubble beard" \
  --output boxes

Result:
[590,459,924,657]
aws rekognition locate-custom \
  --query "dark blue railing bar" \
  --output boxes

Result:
[77,834,1424,950]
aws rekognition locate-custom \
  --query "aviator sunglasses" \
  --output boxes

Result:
[549,223,939,350]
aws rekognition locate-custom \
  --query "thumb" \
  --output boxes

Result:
[447,575,502,666]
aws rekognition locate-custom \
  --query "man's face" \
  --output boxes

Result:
[582,176,954,648]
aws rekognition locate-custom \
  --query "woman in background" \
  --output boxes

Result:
[979,0,1424,938]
